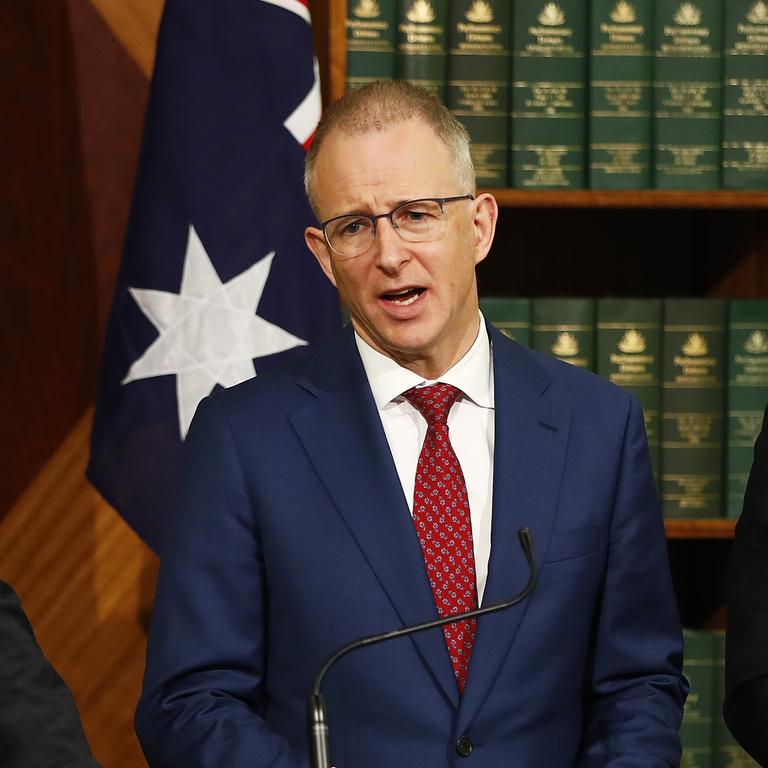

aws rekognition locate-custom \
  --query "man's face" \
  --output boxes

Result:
[305,118,497,377]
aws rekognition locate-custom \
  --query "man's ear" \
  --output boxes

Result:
[471,193,498,266]
[305,226,338,288]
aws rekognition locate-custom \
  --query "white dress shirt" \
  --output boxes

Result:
[354,315,495,604]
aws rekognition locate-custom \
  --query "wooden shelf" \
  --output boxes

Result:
[665,519,736,539]
[483,189,768,209]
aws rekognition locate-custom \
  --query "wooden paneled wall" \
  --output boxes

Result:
[0,1,99,512]
[0,1,162,765]
[0,413,158,767]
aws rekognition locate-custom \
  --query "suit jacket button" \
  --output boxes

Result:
[456,735,473,757]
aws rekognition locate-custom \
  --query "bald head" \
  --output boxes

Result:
[304,80,475,217]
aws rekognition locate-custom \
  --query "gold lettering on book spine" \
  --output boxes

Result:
[406,0,436,23]
[682,332,708,356]
[609,330,655,384]
[733,330,768,386]
[735,0,768,54]
[734,413,764,443]
[670,333,719,386]
[599,1,644,48]
[660,4,714,56]
[675,415,714,444]
[747,1,768,25]
[466,0,494,23]
[538,3,565,26]
[674,3,702,26]
[353,0,381,19]
[552,331,579,357]
[610,1,637,24]
[526,4,575,54]
[618,329,647,353]
[745,329,768,354]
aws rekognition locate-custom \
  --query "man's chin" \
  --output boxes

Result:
[372,333,437,370]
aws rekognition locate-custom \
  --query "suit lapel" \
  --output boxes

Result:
[457,327,571,733]
[288,331,460,709]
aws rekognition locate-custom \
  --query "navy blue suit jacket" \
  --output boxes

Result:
[136,323,687,767]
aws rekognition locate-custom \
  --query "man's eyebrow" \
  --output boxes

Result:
[339,208,373,217]
[336,198,418,217]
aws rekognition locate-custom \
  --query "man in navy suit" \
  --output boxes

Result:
[136,81,687,767]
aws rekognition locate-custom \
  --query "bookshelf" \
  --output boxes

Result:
[666,519,736,540]
[486,190,768,210]
[315,6,767,761]
[313,0,768,544]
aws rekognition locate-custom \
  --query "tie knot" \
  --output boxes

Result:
[403,383,462,425]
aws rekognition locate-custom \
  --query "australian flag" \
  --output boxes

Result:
[88,0,340,552]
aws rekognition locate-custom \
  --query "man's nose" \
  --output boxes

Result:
[372,217,410,273]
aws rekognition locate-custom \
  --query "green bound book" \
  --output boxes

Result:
[397,0,448,101]
[653,0,723,189]
[346,0,397,91]
[723,0,768,189]
[590,0,654,188]
[480,297,531,346]
[448,0,511,187]
[597,298,662,478]
[682,629,716,768]
[712,631,762,767]
[511,0,588,188]
[661,299,725,518]
[532,298,595,370]
[727,300,768,518]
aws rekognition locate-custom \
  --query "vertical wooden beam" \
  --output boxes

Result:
[86,0,164,78]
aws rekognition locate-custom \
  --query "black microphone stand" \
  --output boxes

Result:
[308,527,538,768]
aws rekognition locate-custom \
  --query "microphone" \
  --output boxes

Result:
[308,527,538,768]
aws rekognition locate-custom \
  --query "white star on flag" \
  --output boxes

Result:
[123,225,307,438]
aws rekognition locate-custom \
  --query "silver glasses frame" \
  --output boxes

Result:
[319,195,475,259]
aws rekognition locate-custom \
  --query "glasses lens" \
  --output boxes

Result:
[392,200,444,242]
[326,216,374,259]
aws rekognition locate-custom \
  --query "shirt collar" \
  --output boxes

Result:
[354,312,494,410]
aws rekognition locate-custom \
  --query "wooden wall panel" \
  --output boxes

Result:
[714,234,768,297]
[68,0,149,347]
[86,0,164,79]
[0,411,157,768]
[0,2,158,764]
[0,1,98,513]
[0,0,154,514]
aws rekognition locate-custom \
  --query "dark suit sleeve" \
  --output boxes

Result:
[135,395,304,768]
[724,404,768,765]
[0,579,100,768]
[579,396,688,767]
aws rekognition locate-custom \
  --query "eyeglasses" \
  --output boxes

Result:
[319,195,475,260]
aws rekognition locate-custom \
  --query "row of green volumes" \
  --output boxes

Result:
[682,629,759,767]
[479,297,768,519]
[344,0,512,186]
[344,0,768,189]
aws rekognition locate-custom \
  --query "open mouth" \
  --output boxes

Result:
[381,287,425,306]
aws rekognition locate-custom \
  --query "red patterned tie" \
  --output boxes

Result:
[404,383,478,694]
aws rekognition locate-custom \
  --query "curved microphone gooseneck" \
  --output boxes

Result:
[308,527,539,768]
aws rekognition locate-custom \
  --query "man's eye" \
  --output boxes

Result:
[401,208,436,224]
[341,219,368,236]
